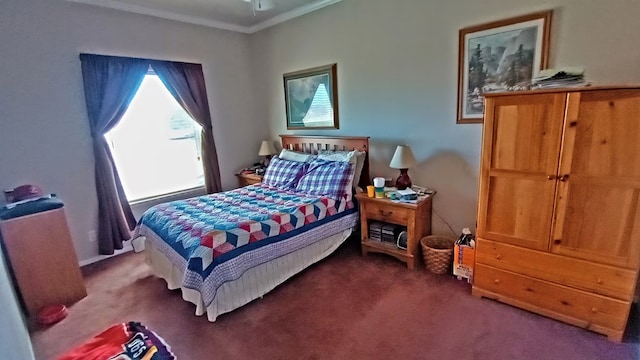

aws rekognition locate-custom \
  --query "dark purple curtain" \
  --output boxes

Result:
[80,54,148,255]
[150,61,222,193]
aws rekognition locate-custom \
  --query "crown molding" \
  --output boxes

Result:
[66,0,250,33]
[65,0,343,34]
[247,0,342,33]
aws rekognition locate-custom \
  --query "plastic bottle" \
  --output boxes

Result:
[456,228,475,248]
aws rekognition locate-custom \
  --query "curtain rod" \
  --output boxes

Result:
[78,53,201,67]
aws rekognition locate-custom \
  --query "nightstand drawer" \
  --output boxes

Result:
[365,202,408,225]
[236,173,263,187]
[356,192,434,270]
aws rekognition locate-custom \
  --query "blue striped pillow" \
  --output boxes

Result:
[295,159,354,201]
[262,156,308,189]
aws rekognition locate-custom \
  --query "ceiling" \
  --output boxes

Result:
[66,0,342,33]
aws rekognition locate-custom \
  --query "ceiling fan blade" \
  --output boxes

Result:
[243,0,274,11]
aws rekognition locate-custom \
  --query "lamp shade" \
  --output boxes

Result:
[389,145,417,169]
[258,140,276,156]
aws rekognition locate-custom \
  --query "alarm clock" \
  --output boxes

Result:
[396,230,408,250]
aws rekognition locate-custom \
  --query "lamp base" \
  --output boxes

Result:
[262,155,273,167]
[396,169,412,190]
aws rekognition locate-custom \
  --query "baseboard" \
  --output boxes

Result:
[79,242,134,267]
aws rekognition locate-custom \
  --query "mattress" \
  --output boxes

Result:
[134,184,356,307]
[142,214,357,321]
[133,182,359,320]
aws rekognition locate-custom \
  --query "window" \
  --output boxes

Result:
[105,74,204,202]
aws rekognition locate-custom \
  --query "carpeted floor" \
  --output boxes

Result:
[31,239,639,359]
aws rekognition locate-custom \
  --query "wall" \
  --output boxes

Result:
[0,253,34,360]
[250,0,640,235]
[0,0,267,262]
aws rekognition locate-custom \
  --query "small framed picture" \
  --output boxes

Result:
[283,63,339,129]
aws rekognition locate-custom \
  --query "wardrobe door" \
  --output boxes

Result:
[552,90,640,268]
[477,93,566,250]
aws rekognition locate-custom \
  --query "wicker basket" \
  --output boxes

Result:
[420,235,455,274]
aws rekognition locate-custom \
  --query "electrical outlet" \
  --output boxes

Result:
[89,230,97,243]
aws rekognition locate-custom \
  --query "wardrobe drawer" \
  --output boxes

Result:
[474,264,630,333]
[364,202,408,225]
[475,238,637,301]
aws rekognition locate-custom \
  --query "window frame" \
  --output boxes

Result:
[106,69,206,204]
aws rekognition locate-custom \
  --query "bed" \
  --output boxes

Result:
[133,135,370,321]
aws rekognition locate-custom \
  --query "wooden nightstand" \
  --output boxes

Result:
[356,192,433,269]
[236,172,263,187]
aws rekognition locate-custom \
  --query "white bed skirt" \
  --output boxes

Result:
[143,228,353,322]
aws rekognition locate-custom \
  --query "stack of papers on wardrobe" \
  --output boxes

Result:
[532,67,588,89]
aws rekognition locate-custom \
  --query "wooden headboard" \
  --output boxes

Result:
[279,135,371,188]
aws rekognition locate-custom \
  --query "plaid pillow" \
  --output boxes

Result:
[262,156,308,189]
[295,159,354,201]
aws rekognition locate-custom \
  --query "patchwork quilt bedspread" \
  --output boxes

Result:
[135,184,354,281]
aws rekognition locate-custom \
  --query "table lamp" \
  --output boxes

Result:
[389,145,417,190]
[258,140,276,167]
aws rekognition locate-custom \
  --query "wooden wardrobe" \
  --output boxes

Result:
[473,86,640,341]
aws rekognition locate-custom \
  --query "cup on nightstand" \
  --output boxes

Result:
[373,177,385,198]
[367,185,375,197]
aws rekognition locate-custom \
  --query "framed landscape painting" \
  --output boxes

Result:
[283,63,339,129]
[457,10,552,124]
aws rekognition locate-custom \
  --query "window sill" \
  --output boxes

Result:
[129,186,206,206]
